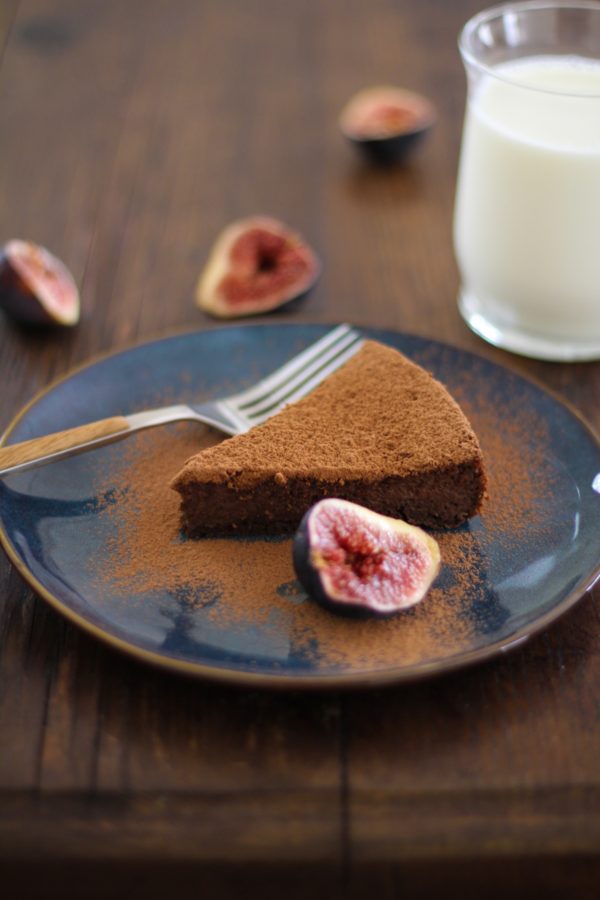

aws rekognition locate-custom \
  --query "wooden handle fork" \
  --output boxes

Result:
[0,416,130,476]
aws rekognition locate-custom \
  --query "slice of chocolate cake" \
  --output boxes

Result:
[171,340,486,535]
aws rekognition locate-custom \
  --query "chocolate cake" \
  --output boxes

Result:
[171,340,486,535]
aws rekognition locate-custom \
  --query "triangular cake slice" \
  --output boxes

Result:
[171,340,486,535]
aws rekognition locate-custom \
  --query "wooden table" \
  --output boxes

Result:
[1,2,599,897]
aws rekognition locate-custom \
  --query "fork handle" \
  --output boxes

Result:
[0,416,130,476]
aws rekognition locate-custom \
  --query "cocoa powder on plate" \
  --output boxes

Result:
[91,381,554,672]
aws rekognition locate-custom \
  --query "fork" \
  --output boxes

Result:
[0,324,364,478]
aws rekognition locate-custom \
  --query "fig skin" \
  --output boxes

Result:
[196,216,320,319]
[0,239,80,327]
[293,498,441,618]
[339,86,436,165]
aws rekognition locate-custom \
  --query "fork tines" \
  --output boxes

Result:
[230,324,364,425]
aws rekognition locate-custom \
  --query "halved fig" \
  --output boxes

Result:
[0,239,80,327]
[293,498,440,617]
[196,216,320,318]
[339,86,436,164]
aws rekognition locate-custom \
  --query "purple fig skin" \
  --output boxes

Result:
[347,128,431,166]
[293,498,441,618]
[0,240,80,328]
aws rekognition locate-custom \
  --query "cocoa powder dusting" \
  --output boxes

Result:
[90,375,557,673]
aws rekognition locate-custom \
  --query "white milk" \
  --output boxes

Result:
[454,56,600,343]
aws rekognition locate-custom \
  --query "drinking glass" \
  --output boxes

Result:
[454,1,600,360]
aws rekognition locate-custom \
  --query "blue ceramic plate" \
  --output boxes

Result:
[1,324,599,687]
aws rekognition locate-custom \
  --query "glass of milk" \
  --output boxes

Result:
[454,1,600,360]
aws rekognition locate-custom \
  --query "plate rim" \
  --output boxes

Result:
[2,321,600,689]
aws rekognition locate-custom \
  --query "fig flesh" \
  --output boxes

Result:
[0,239,80,327]
[196,216,320,318]
[293,498,440,617]
[339,86,436,165]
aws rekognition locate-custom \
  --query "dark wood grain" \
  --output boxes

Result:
[0,1,599,898]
